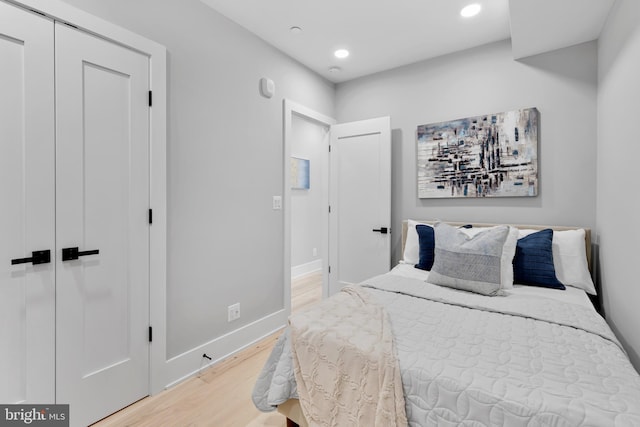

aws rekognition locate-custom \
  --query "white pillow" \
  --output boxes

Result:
[518,228,595,295]
[461,226,518,289]
[401,219,431,265]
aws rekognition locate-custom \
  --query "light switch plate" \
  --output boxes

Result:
[272,196,282,210]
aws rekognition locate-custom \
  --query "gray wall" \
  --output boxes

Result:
[61,0,335,358]
[597,0,640,370]
[58,0,639,376]
[291,115,327,269]
[335,39,598,264]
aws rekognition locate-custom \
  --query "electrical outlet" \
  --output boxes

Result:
[312,247,317,257]
[228,303,240,322]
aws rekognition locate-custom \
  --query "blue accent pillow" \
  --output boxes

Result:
[415,224,435,271]
[513,229,565,289]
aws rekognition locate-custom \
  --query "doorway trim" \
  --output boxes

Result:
[283,100,335,313]
[9,0,168,395]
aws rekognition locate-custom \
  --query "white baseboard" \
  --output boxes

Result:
[291,259,322,279]
[163,261,322,391]
[164,309,287,389]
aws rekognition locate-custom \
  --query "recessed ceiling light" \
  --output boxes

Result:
[334,49,349,59]
[460,3,481,18]
[328,66,341,73]
[289,26,302,34]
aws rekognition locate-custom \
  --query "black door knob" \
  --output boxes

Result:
[11,250,51,265]
[372,227,389,234]
[61,247,100,261]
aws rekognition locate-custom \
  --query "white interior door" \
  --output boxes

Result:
[55,23,150,426]
[329,117,391,295]
[0,2,55,404]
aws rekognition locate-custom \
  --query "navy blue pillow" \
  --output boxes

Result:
[415,224,435,271]
[513,229,565,289]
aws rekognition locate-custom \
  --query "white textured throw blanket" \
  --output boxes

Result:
[289,285,407,427]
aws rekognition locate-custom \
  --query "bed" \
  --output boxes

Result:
[252,221,640,426]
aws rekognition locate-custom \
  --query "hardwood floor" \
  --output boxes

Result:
[290,271,323,314]
[93,271,322,427]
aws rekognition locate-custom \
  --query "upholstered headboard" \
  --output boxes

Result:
[401,221,593,273]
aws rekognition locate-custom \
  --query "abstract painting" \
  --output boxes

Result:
[417,107,538,198]
[290,157,310,189]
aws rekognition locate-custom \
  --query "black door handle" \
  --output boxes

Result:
[372,227,389,234]
[11,250,51,265]
[62,247,100,261]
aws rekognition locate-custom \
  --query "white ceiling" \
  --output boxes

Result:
[509,0,615,59]
[200,0,615,83]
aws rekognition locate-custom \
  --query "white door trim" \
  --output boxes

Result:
[283,100,335,313]
[8,0,168,395]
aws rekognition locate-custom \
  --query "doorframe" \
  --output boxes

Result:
[283,100,335,313]
[9,0,168,395]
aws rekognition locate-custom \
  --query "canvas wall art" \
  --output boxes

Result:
[417,108,539,198]
[290,157,310,189]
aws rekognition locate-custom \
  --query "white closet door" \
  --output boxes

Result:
[55,23,150,426]
[0,2,55,404]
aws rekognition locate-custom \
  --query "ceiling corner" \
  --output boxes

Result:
[509,0,615,60]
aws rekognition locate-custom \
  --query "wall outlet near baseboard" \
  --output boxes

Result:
[312,247,317,257]
[228,303,240,322]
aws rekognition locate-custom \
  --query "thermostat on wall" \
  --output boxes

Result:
[260,77,275,98]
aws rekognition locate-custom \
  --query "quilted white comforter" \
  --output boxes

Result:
[253,270,640,426]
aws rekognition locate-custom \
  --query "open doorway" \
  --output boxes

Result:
[283,100,335,315]
[290,114,328,312]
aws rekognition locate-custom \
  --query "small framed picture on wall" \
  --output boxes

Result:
[291,157,310,190]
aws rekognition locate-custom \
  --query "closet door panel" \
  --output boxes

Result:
[55,23,150,426]
[0,2,55,404]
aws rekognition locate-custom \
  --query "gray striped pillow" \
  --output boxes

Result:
[429,222,509,296]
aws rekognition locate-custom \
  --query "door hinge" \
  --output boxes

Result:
[328,205,331,213]
[148,208,153,225]
[328,266,331,274]
[329,145,331,152]
[148,91,153,107]
[148,326,153,342]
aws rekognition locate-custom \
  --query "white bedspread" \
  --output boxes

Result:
[253,268,640,426]
[364,273,640,426]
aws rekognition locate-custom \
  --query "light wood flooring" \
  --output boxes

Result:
[290,270,323,314]
[93,271,322,427]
